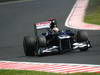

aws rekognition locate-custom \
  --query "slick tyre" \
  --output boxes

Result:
[38,36,47,47]
[23,36,36,56]
[33,36,47,56]
[76,31,88,42]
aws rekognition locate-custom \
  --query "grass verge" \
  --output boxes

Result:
[84,0,100,25]
[0,69,100,75]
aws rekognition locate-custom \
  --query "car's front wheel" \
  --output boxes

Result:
[76,30,88,42]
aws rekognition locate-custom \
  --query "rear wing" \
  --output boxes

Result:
[34,21,51,29]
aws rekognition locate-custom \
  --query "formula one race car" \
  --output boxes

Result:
[23,18,91,56]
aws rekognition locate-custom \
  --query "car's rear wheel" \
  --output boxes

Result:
[33,36,47,56]
[38,36,47,47]
[23,36,36,56]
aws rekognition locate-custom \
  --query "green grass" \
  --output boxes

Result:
[84,0,100,25]
[0,69,100,75]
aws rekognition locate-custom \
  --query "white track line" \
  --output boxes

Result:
[65,0,100,30]
[65,0,79,29]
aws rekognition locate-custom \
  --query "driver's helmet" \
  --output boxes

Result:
[52,27,59,32]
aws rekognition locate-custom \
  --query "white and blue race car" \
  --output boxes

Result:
[23,18,91,56]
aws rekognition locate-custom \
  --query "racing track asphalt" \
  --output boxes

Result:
[0,0,100,65]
